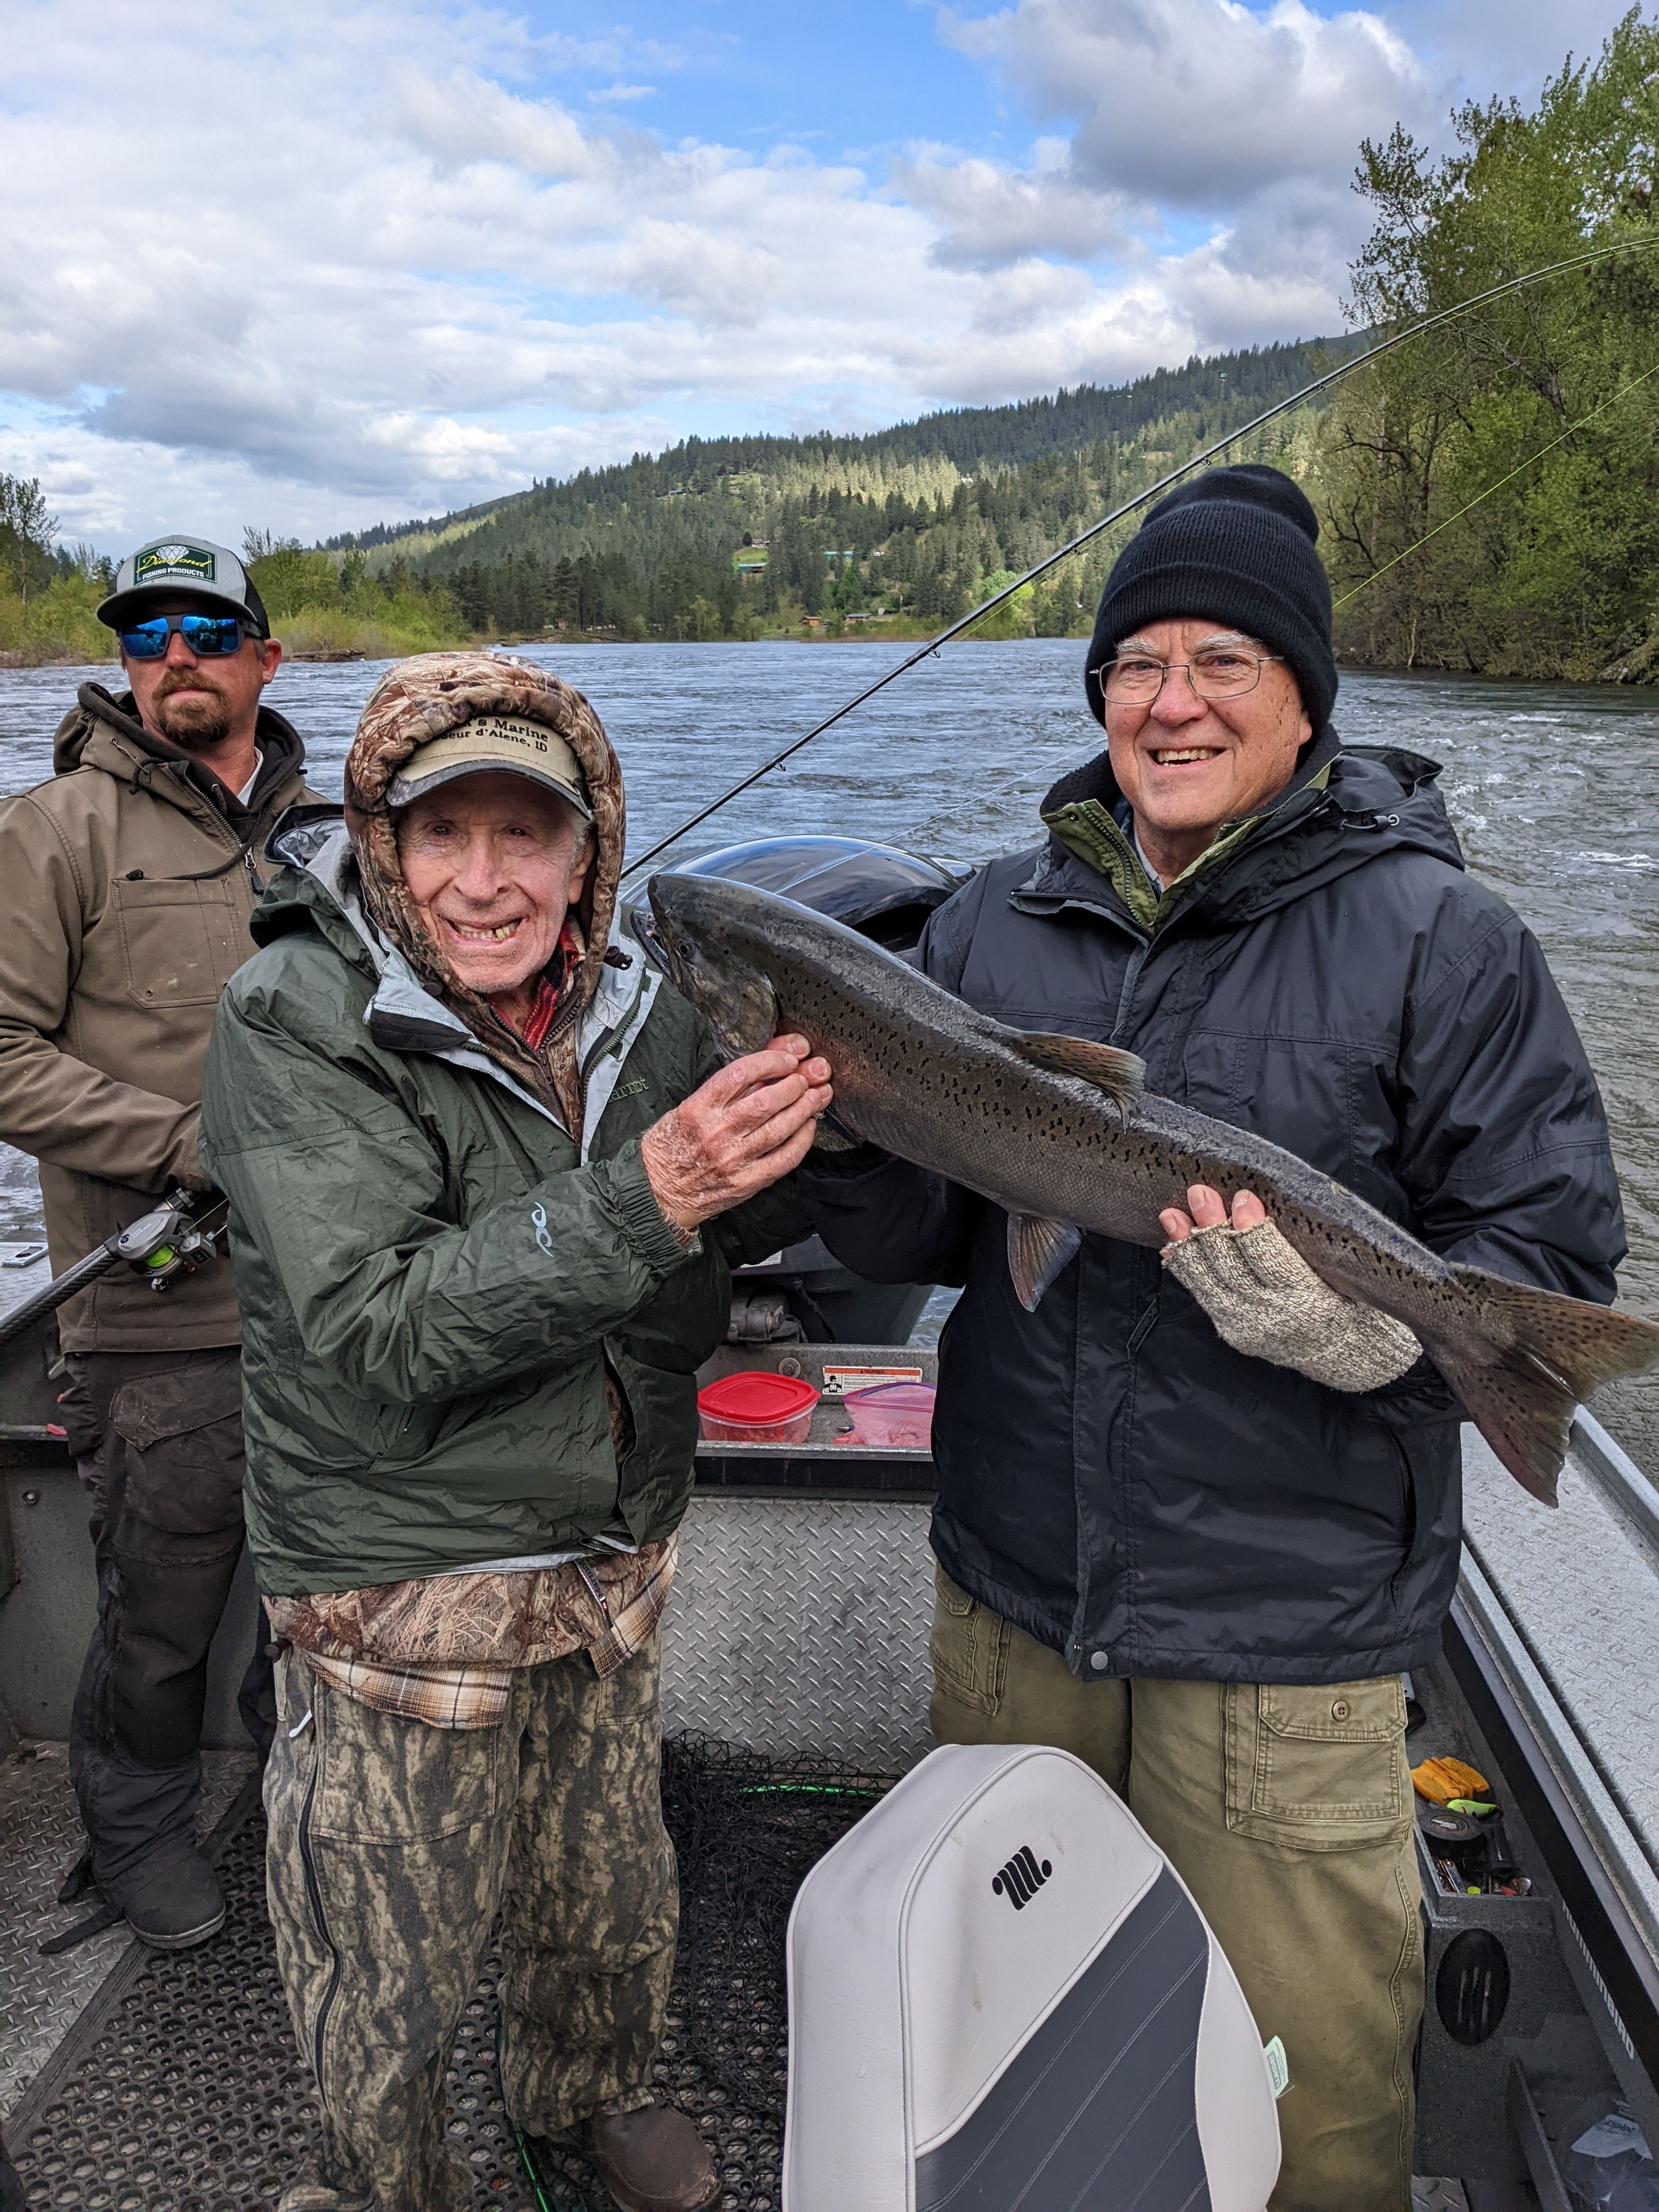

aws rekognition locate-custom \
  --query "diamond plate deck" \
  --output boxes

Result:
[1,1743,255,2121]
[661,1496,934,1770]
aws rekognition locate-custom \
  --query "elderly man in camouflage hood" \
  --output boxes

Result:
[200,652,827,2212]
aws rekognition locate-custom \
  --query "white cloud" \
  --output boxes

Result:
[945,0,1429,208]
[924,0,1434,302]
[1,0,1629,551]
[893,137,1139,270]
[386,63,599,177]
[929,0,1637,286]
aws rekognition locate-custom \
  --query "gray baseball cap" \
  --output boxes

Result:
[98,535,270,635]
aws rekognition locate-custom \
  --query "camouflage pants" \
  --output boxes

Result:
[267,1636,677,2212]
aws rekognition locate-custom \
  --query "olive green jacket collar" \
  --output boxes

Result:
[1040,730,1340,933]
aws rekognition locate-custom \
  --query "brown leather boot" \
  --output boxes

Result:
[585,2101,718,2212]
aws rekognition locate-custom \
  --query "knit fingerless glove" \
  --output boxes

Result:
[1161,1217,1421,1391]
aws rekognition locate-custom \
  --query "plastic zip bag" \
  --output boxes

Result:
[1559,2094,1659,2209]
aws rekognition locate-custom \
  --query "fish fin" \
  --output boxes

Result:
[1007,1214,1084,1313]
[1014,1032,1145,1109]
[811,1112,860,1153]
[1427,1267,1659,1505]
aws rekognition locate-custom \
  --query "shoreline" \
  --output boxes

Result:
[4,637,1659,693]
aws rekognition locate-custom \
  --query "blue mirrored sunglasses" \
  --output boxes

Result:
[119,611,253,659]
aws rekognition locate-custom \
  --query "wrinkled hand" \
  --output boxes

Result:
[641,1035,833,1231]
[1159,1183,1421,1392]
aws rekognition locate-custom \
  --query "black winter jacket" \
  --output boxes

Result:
[803,737,1625,1684]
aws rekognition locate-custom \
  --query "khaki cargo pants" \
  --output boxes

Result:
[930,1567,1421,2212]
[266,1635,676,2212]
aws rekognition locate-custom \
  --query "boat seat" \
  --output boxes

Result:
[783,1742,1281,2211]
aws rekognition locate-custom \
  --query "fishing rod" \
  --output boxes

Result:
[622,230,1659,884]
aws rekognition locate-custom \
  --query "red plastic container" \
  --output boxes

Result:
[835,1381,937,1451]
[697,1370,821,1446]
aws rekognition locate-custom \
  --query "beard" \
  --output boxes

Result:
[149,670,234,752]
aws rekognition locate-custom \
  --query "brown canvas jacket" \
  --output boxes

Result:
[0,682,314,1349]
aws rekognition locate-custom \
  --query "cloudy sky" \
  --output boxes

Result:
[0,0,1634,551]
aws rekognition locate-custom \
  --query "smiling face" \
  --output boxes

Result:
[1103,616,1311,881]
[396,772,595,1012]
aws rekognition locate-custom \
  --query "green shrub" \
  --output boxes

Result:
[0,574,115,666]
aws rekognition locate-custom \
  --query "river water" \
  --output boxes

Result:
[3,641,1657,1457]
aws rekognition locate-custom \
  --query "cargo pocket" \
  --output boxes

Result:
[929,1563,1008,1717]
[308,1679,511,1844]
[1224,1677,1408,1852]
[109,1354,245,1560]
[112,877,231,1007]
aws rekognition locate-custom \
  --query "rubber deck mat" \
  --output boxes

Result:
[10,1738,890,2212]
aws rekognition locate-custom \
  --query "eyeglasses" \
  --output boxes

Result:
[1096,645,1284,703]
[119,612,255,659]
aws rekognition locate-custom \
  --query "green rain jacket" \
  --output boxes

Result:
[200,811,803,1597]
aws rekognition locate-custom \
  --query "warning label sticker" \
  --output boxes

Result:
[820,1365,924,1397]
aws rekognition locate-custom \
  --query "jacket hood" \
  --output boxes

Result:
[342,650,625,1021]
[53,682,308,828]
[1037,732,1463,930]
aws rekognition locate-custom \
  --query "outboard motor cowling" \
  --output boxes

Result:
[629,834,967,964]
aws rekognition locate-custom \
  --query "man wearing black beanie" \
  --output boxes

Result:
[803,464,1625,2209]
[1083,461,1337,734]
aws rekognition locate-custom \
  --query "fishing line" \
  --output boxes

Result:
[622,230,1659,883]
[1331,358,1659,611]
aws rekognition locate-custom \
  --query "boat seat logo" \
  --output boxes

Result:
[992,1845,1052,1909]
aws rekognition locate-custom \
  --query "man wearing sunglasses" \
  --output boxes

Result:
[0,534,314,1949]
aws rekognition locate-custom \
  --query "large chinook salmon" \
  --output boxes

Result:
[648,869,1659,1506]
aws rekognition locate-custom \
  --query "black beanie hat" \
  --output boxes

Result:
[1083,464,1336,731]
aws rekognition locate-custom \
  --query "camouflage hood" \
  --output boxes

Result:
[343,651,626,1124]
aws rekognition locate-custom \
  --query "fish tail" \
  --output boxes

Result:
[1427,1266,1659,1506]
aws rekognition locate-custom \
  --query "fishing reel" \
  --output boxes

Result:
[0,1189,230,1357]
[114,1189,227,1292]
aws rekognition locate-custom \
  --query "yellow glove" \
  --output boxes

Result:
[1412,1756,1491,1805]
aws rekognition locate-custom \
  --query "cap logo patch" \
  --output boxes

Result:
[134,543,217,585]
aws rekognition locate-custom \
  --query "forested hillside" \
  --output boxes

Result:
[326,340,1352,644]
